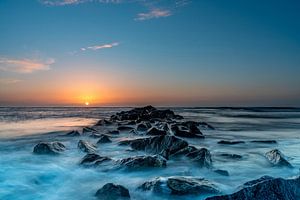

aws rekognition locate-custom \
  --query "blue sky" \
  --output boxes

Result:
[0,0,299,106]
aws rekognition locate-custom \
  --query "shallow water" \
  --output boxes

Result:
[0,107,300,200]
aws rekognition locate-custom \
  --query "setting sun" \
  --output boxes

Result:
[85,102,89,106]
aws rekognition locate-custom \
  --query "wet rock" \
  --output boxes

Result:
[117,126,134,131]
[80,153,111,166]
[78,140,97,153]
[33,141,66,155]
[219,153,243,160]
[214,170,229,176]
[171,125,204,138]
[251,140,277,144]
[82,127,97,133]
[95,119,112,126]
[95,183,130,200]
[206,176,300,200]
[218,140,245,145]
[126,121,136,125]
[171,146,198,157]
[119,135,188,155]
[118,155,166,169]
[136,122,151,131]
[265,149,293,168]
[186,148,212,168]
[159,148,170,160]
[242,175,274,187]
[198,122,215,130]
[97,135,112,144]
[139,176,219,196]
[146,127,167,136]
[65,130,81,136]
[108,130,120,135]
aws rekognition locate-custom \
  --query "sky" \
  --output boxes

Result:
[0,0,300,106]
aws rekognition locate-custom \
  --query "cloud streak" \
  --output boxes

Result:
[40,0,122,6]
[135,8,171,21]
[81,42,119,51]
[0,57,55,73]
[0,78,22,85]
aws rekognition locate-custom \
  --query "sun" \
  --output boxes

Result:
[85,102,89,106]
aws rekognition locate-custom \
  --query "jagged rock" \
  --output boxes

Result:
[218,153,243,159]
[139,176,219,196]
[78,140,96,153]
[171,124,204,138]
[33,141,66,155]
[126,121,136,125]
[146,127,167,136]
[265,149,293,168]
[97,135,112,144]
[251,140,277,144]
[206,176,300,200]
[171,146,198,157]
[117,126,134,131]
[186,148,212,168]
[80,153,111,166]
[214,170,229,176]
[136,122,151,131]
[95,183,130,200]
[159,149,170,160]
[95,119,112,126]
[65,130,81,136]
[218,140,245,145]
[82,127,97,133]
[118,155,166,169]
[108,130,120,135]
[119,135,188,155]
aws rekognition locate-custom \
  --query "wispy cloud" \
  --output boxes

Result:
[135,8,171,21]
[40,0,122,6]
[81,42,119,51]
[0,78,22,85]
[0,57,55,73]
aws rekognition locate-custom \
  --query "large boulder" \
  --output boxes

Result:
[78,140,96,153]
[65,130,81,136]
[146,127,167,136]
[118,155,166,169]
[136,122,151,131]
[95,183,130,200]
[80,153,111,166]
[265,149,293,168]
[186,148,212,168]
[206,176,300,200]
[119,135,188,155]
[97,135,112,144]
[33,141,66,155]
[171,124,204,138]
[139,176,219,196]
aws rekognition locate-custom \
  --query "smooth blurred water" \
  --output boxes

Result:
[0,107,300,200]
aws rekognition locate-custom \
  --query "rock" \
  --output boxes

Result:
[118,155,166,169]
[33,141,66,155]
[97,135,112,144]
[146,127,167,136]
[171,146,198,157]
[78,140,96,153]
[80,153,111,166]
[95,183,130,200]
[251,140,277,144]
[139,176,219,196]
[136,122,151,131]
[95,119,112,126]
[159,148,170,160]
[186,148,212,168]
[82,127,97,133]
[126,121,136,125]
[171,125,204,138]
[242,175,274,187]
[214,170,229,176]
[117,126,134,131]
[65,130,81,136]
[218,153,243,159]
[119,135,188,155]
[108,130,120,135]
[206,176,300,200]
[265,149,293,168]
[218,140,245,145]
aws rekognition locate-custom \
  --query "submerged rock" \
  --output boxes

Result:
[78,140,96,153]
[218,153,243,160]
[218,140,245,145]
[119,135,188,155]
[95,183,130,200]
[206,176,300,200]
[213,169,229,176]
[118,155,166,169]
[80,153,111,166]
[265,149,293,168]
[33,141,66,155]
[97,135,112,144]
[65,130,81,136]
[251,140,277,144]
[146,127,167,136]
[186,148,212,168]
[139,176,219,196]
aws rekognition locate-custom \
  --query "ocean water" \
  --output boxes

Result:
[0,107,300,200]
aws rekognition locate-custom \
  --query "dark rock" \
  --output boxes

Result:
[136,122,151,131]
[206,176,300,200]
[95,119,112,126]
[242,176,274,187]
[159,149,170,160]
[82,127,97,133]
[265,149,293,168]
[218,140,245,145]
[126,121,136,125]
[186,148,212,168]
[251,140,277,144]
[118,155,166,169]
[97,135,112,144]
[219,153,243,160]
[117,126,134,131]
[171,125,204,138]
[108,130,120,135]
[171,146,198,157]
[198,122,215,130]
[33,141,66,155]
[95,183,130,200]
[146,127,167,136]
[78,140,96,153]
[119,135,188,155]
[139,176,219,196]
[65,130,81,136]
[214,170,229,176]
[80,153,111,166]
